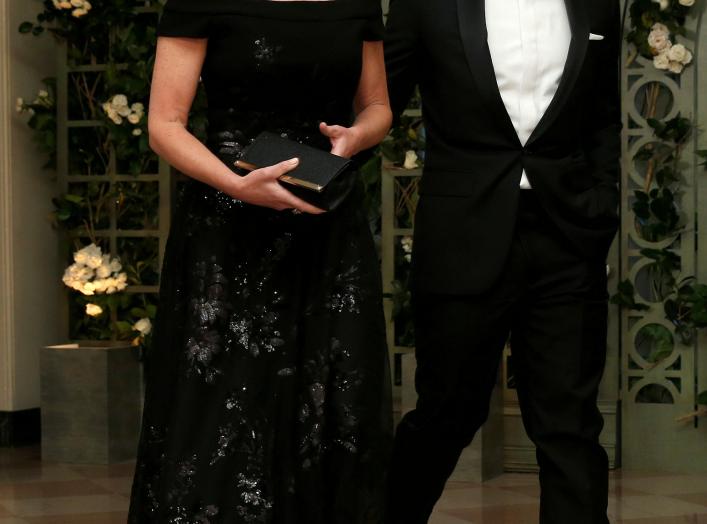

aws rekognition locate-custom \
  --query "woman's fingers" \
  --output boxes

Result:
[319,122,345,138]
[285,195,326,215]
[273,185,325,215]
[263,157,299,178]
[330,143,347,158]
[232,157,326,213]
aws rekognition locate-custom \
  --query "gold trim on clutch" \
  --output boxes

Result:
[279,175,324,193]
[234,160,258,171]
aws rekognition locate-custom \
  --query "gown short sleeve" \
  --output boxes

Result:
[157,0,210,38]
[362,0,385,41]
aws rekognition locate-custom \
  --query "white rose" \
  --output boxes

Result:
[115,273,128,291]
[74,243,102,267]
[58,1,72,8]
[109,112,123,126]
[111,94,128,109]
[403,150,419,170]
[95,263,112,279]
[109,258,122,273]
[132,128,143,136]
[86,255,103,270]
[680,49,693,65]
[668,60,684,74]
[15,98,24,113]
[62,265,76,286]
[127,113,141,125]
[667,44,693,66]
[93,279,108,293]
[401,236,413,254]
[652,0,669,9]
[131,102,145,115]
[653,51,671,70]
[133,317,152,336]
[679,0,694,5]
[651,23,670,35]
[85,303,103,317]
[72,8,88,17]
[81,281,96,296]
[648,26,671,52]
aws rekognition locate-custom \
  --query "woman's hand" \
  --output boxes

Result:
[318,41,393,159]
[227,158,326,214]
[319,122,363,159]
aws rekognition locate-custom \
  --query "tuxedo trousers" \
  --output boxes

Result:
[387,190,611,524]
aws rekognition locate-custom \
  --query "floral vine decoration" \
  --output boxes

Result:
[51,0,92,18]
[627,0,695,73]
[618,0,707,416]
[16,1,164,347]
[15,80,57,170]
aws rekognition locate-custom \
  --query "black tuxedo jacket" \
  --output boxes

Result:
[385,0,621,295]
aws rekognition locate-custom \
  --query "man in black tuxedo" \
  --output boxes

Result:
[384,1,621,523]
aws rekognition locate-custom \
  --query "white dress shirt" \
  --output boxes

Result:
[485,0,572,189]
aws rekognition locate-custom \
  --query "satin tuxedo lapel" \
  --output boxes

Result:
[456,0,520,146]
[455,0,589,147]
[527,0,589,145]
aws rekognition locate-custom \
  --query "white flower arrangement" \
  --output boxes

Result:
[653,0,695,9]
[403,150,419,170]
[648,22,693,74]
[62,243,128,296]
[85,303,103,317]
[401,236,414,263]
[133,317,152,336]
[52,0,92,18]
[102,94,145,133]
[16,88,53,117]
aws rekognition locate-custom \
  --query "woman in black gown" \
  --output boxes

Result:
[128,1,393,522]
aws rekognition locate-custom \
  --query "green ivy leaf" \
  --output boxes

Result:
[63,193,84,204]
[698,391,707,406]
[145,304,157,318]
[611,280,651,311]
[130,307,147,318]
[115,321,134,334]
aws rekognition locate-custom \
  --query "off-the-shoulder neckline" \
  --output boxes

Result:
[162,0,381,20]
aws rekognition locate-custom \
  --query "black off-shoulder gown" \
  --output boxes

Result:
[128,1,392,522]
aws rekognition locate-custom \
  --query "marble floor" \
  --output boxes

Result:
[1,446,707,523]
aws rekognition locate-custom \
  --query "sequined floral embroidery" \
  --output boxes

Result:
[298,337,364,469]
[186,258,231,384]
[226,235,291,358]
[253,36,282,69]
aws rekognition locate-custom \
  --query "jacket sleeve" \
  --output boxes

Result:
[384,0,421,122]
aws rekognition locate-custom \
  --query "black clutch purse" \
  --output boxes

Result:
[235,131,356,211]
